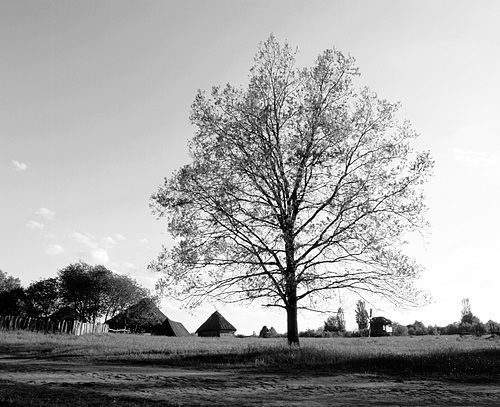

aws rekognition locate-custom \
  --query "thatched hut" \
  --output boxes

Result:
[105,298,167,333]
[369,316,392,337]
[196,311,236,337]
[152,317,190,337]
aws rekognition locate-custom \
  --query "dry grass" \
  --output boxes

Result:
[1,331,500,378]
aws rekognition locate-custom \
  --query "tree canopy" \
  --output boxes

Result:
[0,270,21,293]
[58,262,149,322]
[0,264,150,322]
[24,278,60,318]
[151,36,433,345]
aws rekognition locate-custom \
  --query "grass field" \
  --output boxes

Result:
[1,330,499,377]
[1,331,499,406]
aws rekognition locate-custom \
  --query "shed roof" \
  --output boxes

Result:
[196,311,236,333]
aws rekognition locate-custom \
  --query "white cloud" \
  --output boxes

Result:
[100,236,117,249]
[36,207,56,220]
[44,233,56,239]
[453,148,498,168]
[12,160,27,171]
[91,248,110,263]
[70,232,97,248]
[45,244,64,255]
[26,220,44,229]
[139,238,149,245]
[70,231,123,264]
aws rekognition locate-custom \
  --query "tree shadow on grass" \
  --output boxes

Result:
[96,347,500,382]
[0,380,178,407]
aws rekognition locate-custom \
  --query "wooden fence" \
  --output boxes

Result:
[0,315,108,336]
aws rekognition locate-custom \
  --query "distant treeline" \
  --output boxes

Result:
[0,263,152,323]
[0,315,108,335]
[299,298,500,338]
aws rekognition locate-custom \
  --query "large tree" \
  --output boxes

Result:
[58,262,113,322]
[150,36,432,345]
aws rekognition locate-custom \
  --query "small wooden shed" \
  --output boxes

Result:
[196,311,236,337]
[369,316,392,337]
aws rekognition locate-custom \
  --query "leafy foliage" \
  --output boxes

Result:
[58,262,150,323]
[0,269,25,317]
[0,270,21,293]
[101,273,149,321]
[391,322,409,336]
[24,278,60,318]
[0,264,149,322]
[407,320,426,336]
[58,262,112,322]
[0,287,25,316]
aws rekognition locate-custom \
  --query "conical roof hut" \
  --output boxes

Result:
[152,318,190,337]
[196,311,236,337]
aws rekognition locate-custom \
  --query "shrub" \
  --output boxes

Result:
[392,322,408,336]
[407,321,426,336]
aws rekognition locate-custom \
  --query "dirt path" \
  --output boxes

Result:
[1,356,499,406]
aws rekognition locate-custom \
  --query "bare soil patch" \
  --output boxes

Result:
[1,355,499,406]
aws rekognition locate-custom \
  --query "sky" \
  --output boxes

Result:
[1,0,499,334]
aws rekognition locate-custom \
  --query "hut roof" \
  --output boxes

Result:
[196,311,236,334]
[105,298,167,329]
[153,318,190,336]
[371,316,392,325]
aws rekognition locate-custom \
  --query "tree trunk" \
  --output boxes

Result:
[286,301,299,346]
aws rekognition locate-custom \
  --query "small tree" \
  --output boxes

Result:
[324,316,337,332]
[407,320,426,335]
[355,300,369,330]
[461,298,473,324]
[324,307,346,333]
[458,298,485,336]
[486,320,500,336]
[336,307,346,332]
[392,322,408,336]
